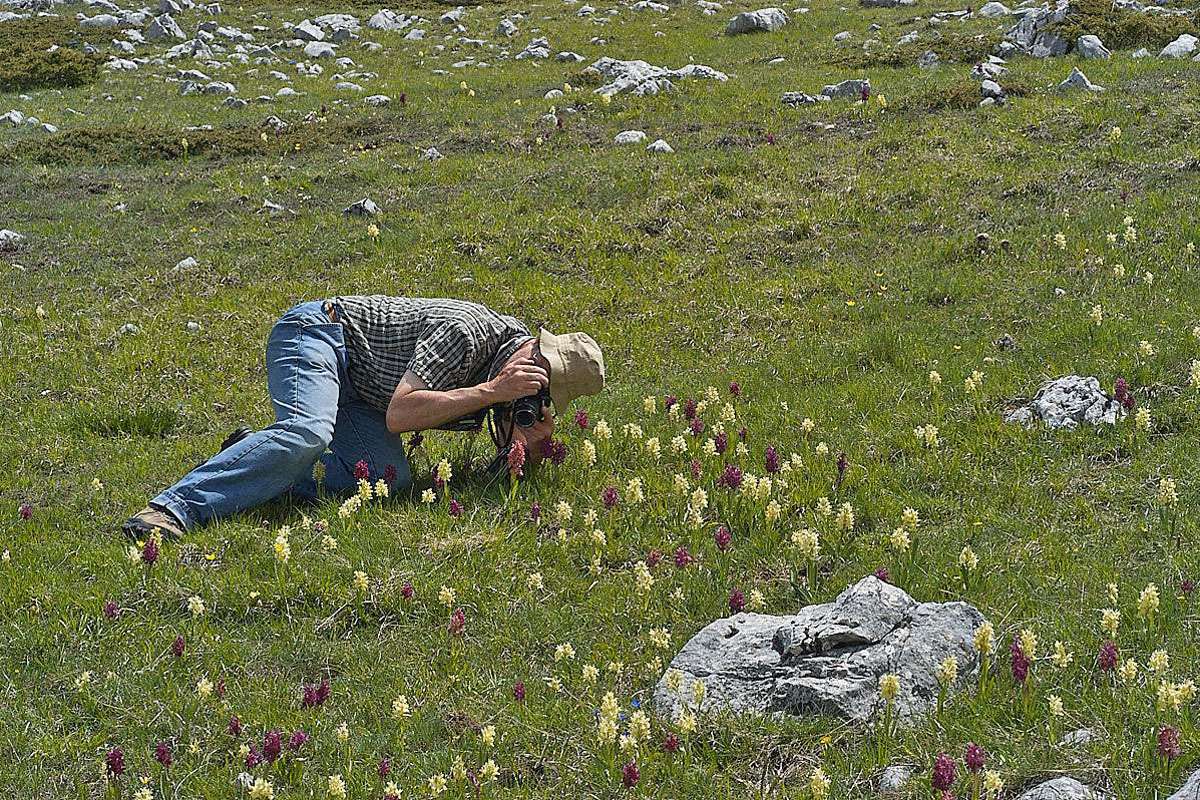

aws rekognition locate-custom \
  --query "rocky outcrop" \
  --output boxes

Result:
[1005,376,1124,430]
[653,577,986,723]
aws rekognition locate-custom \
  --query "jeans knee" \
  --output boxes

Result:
[284,419,335,463]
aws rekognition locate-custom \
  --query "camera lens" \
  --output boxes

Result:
[513,403,538,428]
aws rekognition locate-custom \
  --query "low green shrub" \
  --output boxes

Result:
[1050,0,1199,49]
[0,17,100,92]
[828,33,1003,69]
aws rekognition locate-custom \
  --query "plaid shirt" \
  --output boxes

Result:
[329,295,531,413]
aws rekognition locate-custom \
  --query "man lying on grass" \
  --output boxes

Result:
[123,296,605,539]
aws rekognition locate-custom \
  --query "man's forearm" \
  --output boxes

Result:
[386,384,498,434]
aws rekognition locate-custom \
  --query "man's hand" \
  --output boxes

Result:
[486,357,549,403]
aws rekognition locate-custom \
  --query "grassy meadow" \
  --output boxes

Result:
[3,0,1200,796]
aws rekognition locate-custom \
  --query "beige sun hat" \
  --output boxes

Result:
[538,328,605,411]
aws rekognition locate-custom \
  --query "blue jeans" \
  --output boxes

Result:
[152,301,413,530]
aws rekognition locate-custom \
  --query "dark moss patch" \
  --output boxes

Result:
[0,17,101,92]
[899,79,1033,112]
[828,32,1003,69]
[0,112,419,167]
[1049,0,1199,50]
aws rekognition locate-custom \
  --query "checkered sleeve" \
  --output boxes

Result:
[407,321,474,391]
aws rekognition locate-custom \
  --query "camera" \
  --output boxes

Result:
[511,387,550,428]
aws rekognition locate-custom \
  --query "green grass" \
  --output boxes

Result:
[3,0,1200,798]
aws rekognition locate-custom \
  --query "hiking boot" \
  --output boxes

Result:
[122,505,186,540]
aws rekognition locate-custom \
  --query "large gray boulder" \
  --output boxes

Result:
[653,576,985,723]
[1005,0,1069,51]
[1075,34,1110,59]
[291,19,325,41]
[303,41,336,58]
[1031,30,1068,57]
[978,1,1011,16]
[367,9,414,31]
[1161,33,1198,58]
[587,57,727,96]
[146,13,186,40]
[821,78,869,99]
[1170,770,1200,799]
[1005,376,1124,430]
[1015,777,1108,799]
[80,13,121,28]
[515,37,551,59]
[725,7,788,34]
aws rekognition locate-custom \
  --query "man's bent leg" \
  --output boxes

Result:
[290,400,412,498]
[149,304,343,530]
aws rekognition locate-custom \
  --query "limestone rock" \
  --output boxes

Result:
[1014,778,1108,800]
[291,19,324,41]
[0,229,25,251]
[1168,770,1200,799]
[1060,727,1095,747]
[1005,376,1124,430]
[367,9,414,31]
[1161,33,1197,58]
[1005,0,1069,53]
[725,7,788,34]
[515,37,551,59]
[1057,67,1103,92]
[1075,34,1109,59]
[1031,30,1068,57]
[614,129,647,144]
[821,78,868,99]
[978,1,1011,17]
[343,198,380,216]
[646,138,673,153]
[781,91,827,106]
[878,765,916,793]
[587,56,727,96]
[652,576,986,723]
[80,13,121,29]
[146,13,186,41]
